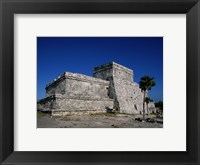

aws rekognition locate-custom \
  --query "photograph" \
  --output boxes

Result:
[1,0,200,164]
[37,37,163,128]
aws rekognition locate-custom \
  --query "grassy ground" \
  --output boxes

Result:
[37,111,163,128]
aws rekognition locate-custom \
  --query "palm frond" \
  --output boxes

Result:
[139,75,156,91]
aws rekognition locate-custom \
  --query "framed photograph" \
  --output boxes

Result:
[0,0,199,164]
[37,36,163,129]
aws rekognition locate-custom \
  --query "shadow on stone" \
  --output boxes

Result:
[146,118,156,123]
[106,107,114,113]
[135,118,143,122]
[156,120,163,124]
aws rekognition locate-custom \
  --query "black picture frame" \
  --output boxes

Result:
[0,0,200,164]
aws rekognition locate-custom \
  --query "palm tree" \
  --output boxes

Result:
[145,97,153,115]
[139,75,155,120]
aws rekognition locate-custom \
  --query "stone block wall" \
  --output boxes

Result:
[46,72,110,100]
[93,63,114,81]
[65,77,109,100]
[46,75,66,97]
[93,62,133,82]
[38,72,113,115]
[112,63,133,82]
[93,62,144,114]
[37,94,58,112]
[55,98,114,111]
[38,61,155,115]
[38,95,114,116]
[112,78,144,114]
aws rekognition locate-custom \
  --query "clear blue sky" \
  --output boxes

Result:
[37,37,163,102]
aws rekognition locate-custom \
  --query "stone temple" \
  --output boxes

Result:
[37,62,155,116]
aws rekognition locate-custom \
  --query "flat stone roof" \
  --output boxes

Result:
[93,61,133,74]
[46,72,109,88]
[64,72,110,83]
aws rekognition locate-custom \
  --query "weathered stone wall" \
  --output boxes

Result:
[112,63,133,82]
[51,110,108,117]
[93,62,133,82]
[93,63,113,80]
[93,62,144,114]
[65,78,109,100]
[46,72,110,100]
[46,75,66,97]
[112,79,144,114]
[37,94,58,112]
[38,61,155,115]
[38,95,114,115]
[38,72,113,114]
[55,97,113,111]
[148,102,156,113]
